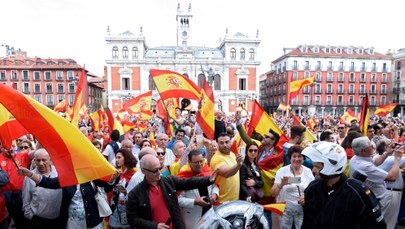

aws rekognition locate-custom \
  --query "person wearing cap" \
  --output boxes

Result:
[302,141,386,229]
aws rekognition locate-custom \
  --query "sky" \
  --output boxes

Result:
[2,0,404,77]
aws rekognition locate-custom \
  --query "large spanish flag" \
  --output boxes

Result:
[374,103,398,116]
[277,102,288,111]
[292,113,316,143]
[289,77,314,101]
[196,79,215,140]
[0,83,115,186]
[359,94,370,136]
[150,69,201,101]
[107,107,125,135]
[122,90,152,113]
[248,100,283,137]
[71,68,86,127]
[0,104,28,149]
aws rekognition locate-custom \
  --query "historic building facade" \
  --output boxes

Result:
[260,45,392,116]
[0,47,104,112]
[104,3,261,114]
[390,48,405,116]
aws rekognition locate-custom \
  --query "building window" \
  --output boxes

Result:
[327,72,333,81]
[23,83,29,93]
[239,78,246,90]
[349,84,355,93]
[336,48,341,53]
[293,60,298,70]
[57,95,64,103]
[69,83,75,93]
[382,73,387,82]
[230,48,236,60]
[338,95,343,105]
[132,47,138,58]
[122,46,129,59]
[349,96,354,105]
[22,70,29,80]
[46,95,54,105]
[46,83,53,93]
[370,96,376,105]
[112,46,119,58]
[315,84,321,93]
[303,95,309,105]
[315,72,321,81]
[57,84,64,93]
[293,72,298,81]
[34,95,42,103]
[338,72,344,81]
[69,95,75,105]
[381,96,386,104]
[381,85,386,93]
[0,71,5,80]
[327,84,332,93]
[12,82,17,90]
[325,47,330,53]
[56,71,63,80]
[315,95,320,105]
[11,70,18,80]
[122,78,130,90]
[326,95,332,105]
[360,73,366,82]
[304,71,309,77]
[45,72,51,80]
[305,61,310,70]
[360,84,365,93]
[382,63,387,72]
[34,72,41,80]
[339,62,344,71]
[350,62,355,71]
[67,71,74,80]
[338,84,344,93]
[249,49,255,60]
[240,48,245,60]
[214,74,221,90]
[349,72,355,82]
[149,75,156,90]
[34,84,40,93]
[197,74,205,88]
[371,84,376,94]
[371,73,376,82]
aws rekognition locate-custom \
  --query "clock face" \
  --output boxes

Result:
[182,31,188,38]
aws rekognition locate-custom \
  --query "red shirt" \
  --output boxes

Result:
[0,152,30,191]
[149,184,172,229]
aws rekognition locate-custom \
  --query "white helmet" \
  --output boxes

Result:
[302,142,347,176]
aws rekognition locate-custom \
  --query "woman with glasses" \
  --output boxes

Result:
[271,145,314,229]
[239,141,264,203]
[109,148,137,229]
[156,147,170,177]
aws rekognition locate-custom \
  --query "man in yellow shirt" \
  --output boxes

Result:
[210,132,244,203]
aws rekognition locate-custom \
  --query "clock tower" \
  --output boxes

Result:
[176,3,193,47]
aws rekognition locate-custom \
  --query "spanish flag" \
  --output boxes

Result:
[288,77,314,101]
[53,99,67,113]
[0,83,115,187]
[89,110,101,131]
[122,90,152,113]
[306,118,317,131]
[107,107,125,136]
[196,78,215,140]
[156,98,179,136]
[359,94,370,136]
[374,103,398,116]
[71,68,86,127]
[248,100,283,137]
[277,102,288,111]
[0,104,28,149]
[263,202,286,216]
[292,113,316,143]
[150,69,201,101]
[340,108,357,125]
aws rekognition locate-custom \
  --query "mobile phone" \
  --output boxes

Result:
[239,146,246,159]
[288,177,301,184]
[165,218,172,226]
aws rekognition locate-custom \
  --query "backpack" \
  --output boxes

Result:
[108,141,119,154]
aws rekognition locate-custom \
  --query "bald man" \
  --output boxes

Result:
[127,154,217,229]
[126,147,157,193]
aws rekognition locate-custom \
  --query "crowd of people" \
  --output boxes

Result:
[1,108,405,228]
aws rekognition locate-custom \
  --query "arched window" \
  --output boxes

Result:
[112,46,118,58]
[230,48,236,60]
[240,48,245,60]
[183,73,189,78]
[122,47,129,59]
[197,73,205,87]
[249,48,255,60]
[214,74,221,90]
[132,47,138,58]
[149,74,156,90]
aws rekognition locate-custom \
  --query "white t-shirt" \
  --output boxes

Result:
[274,164,315,206]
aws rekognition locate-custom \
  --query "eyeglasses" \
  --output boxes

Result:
[156,152,166,156]
[143,167,162,174]
[19,146,29,150]
[338,127,345,129]
[264,135,275,140]
[248,149,258,153]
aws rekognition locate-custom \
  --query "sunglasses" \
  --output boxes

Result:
[338,127,345,129]
[143,167,162,174]
[156,152,165,156]
[20,146,29,150]
[248,149,258,153]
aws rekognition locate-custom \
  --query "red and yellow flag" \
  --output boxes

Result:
[150,69,201,101]
[53,99,66,113]
[0,83,115,187]
[89,110,101,131]
[359,94,370,136]
[306,118,317,131]
[277,102,288,111]
[292,113,316,143]
[248,100,283,137]
[156,98,179,136]
[0,104,28,149]
[196,79,215,140]
[374,103,398,116]
[263,202,286,216]
[71,68,86,127]
[122,90,152,113]
[107,107,124,135]
[289,77,314,101]
[340,108,357,125]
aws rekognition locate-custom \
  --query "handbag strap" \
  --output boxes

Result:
[90,181,99,194]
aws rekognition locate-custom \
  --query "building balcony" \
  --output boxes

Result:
[382,67,387,72]
[23,90,30,94]
[314,89,322,93]
[0,77,6,81]
[326,78,334,82]
[337,89,345,94]
[338,66,345,71]
[371,67,377,72]
[370,90,377,95]
[22,77,29,81]
[315,65,322,70]
[347,101,355,106]
[381,90,387,94]
[348,90,356,94]
[34,90,41,94]
[326,90,333,94]
[338,77,344,82]
[350,66,356,71]
[359,90,367,94]
[360,67,367,72]
[292,65,299,70]
[304,65,311,70]
[349,78,356,82]
[336,101,345,106]
[359,78,367,82]
[327,66,334,71]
